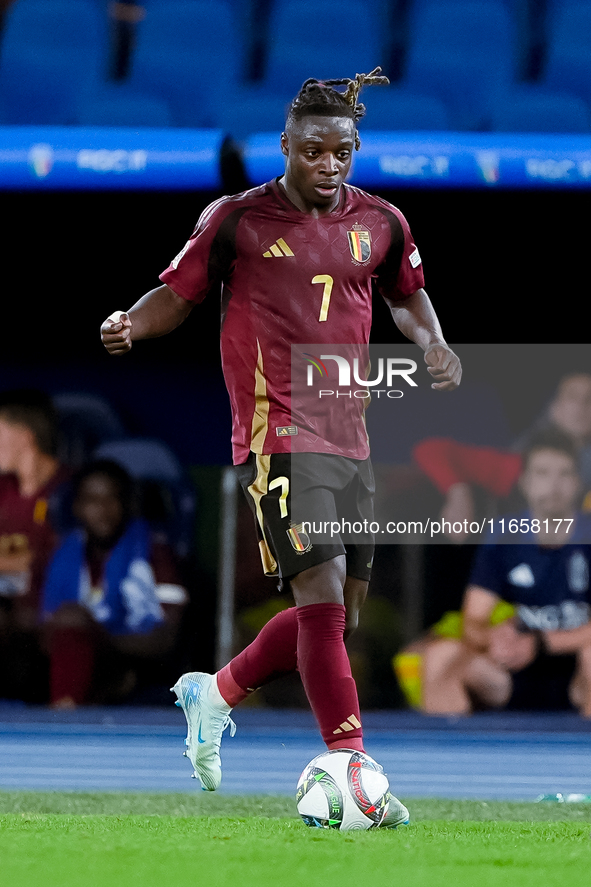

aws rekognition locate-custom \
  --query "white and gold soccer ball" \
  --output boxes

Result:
[296,749,390,831]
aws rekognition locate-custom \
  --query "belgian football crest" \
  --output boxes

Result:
[286,522,312,554]
[347,226,371,264]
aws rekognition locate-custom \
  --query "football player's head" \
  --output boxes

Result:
[285,67,389,151]
[281,68,388,213]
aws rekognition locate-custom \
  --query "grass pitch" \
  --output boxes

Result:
[1,792,590,887]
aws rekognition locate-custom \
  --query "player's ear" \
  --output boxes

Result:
[280,132,289,156]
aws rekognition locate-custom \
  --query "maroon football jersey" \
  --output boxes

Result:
[160,178,425,464]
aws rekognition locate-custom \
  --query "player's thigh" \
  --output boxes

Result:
[235,452,345,579]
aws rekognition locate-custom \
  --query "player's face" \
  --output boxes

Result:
[74,474,126,544]
[280,116,355,215]
[519,448,581,519]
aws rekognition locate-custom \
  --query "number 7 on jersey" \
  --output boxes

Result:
[312,274,334,322]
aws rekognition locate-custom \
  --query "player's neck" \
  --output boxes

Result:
[277,176,341,218]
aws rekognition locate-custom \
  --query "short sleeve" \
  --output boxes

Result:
[159,196,237,303]
[375,205,425,302]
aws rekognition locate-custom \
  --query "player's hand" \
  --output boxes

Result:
[101,310,132,355]
[424,344,462,391]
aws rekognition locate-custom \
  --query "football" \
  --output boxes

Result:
[296,749,390,830]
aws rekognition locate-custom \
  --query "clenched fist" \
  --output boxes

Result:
[101,311,132,355]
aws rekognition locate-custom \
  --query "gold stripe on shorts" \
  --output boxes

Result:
[246,453,278,576]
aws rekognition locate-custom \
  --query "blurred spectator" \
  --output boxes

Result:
[0,389,70,701]
[43,459,188,708]
[414,372,591,541]
[418,430,591,716]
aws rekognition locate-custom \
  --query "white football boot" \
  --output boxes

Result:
[380,791,410,828]
[171,672,236,791]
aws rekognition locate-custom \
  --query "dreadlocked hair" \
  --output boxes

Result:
[286,66,389,149]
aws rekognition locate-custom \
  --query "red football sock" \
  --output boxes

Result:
[217,607,299,707]
[296,602,364,752]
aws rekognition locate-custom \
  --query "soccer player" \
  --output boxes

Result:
[101,69,461,823]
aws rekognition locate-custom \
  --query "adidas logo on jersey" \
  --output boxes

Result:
[263,238,294,257]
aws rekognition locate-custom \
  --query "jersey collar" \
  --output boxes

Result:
[270,177,348,217]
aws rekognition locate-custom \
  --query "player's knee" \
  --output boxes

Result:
[290,555,346,607]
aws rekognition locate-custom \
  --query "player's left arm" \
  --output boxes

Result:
[384,288,462,391]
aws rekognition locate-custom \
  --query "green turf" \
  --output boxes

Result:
[1,792,590,887]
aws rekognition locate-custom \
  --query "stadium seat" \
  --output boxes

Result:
[542,2,591,106]
[211,88,292,140]
[359,88,451,131]
[262,0,385,96]
[126,0,243,127]
[76,87,174,128]
[489,88,591,133]
[407,0,533,79]
[403,1,517,130]
[544,0,591,28]
[0,0,108,125]
[93,438,197,558]
[213,85,449,141]
[53,392,127,469]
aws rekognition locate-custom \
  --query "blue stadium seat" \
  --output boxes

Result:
[213,85,449,141]
[53,392,126,469]
[359,88,451,131]
[262,0,384,95]
[211,88,292,140]
[0,0,108,125]
[489,88,591,133]
[403,1,517,130]
[126,0,243,127]
[137,0,258,78]
[542,2,591,106]
[76,87,174,128]
[407,0,532,79]
[544,0,591,28]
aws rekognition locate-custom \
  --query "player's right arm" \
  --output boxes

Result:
[101,194,240,356]
[101,284,193,355]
